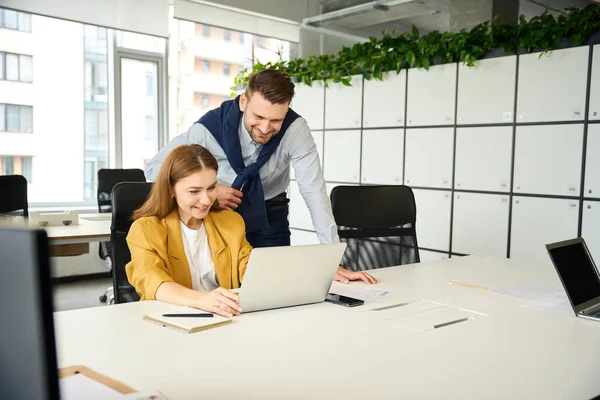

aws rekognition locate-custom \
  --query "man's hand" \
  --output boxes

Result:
[334,266,377,284]
[216,184,243,210]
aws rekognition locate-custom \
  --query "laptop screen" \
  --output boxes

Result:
[548,241,600,307]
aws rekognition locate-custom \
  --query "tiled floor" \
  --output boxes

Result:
[52,277,113,312]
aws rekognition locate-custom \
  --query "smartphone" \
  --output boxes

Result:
[325,293,364,307]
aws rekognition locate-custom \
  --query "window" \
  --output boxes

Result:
[1,104,33,133]
[202,25,210,37]
[145,115,157,140]
[202,94,209,107]
[223,63,230,76]
[224,29,231,42]
[21,156,32,182]
[0,8,31,31]
[2,156,14,175]
[0,52,33,82]
[201,60,210,74]
[145,72,153,96]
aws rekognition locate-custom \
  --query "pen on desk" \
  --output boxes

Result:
[449,281,490,291]
[162,313,213,318]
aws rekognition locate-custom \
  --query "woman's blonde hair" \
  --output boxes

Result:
[133,144,219,220]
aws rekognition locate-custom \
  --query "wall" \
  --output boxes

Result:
[289,44,600,266]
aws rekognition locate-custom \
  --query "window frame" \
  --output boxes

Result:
[0,103,33,133]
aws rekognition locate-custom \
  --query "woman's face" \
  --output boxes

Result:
[172,169,218,221]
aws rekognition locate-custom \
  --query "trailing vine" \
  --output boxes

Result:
[231,4,600,95]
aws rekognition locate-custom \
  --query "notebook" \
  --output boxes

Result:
[143,303,232,333]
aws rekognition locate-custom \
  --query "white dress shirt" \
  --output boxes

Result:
[146,116,340,244]
[179,221,219,292]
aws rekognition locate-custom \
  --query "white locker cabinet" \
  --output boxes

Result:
[290,229,320,246]
[589,44,600,121]
[323,130,361,183]
[452,192,509,257]
[510,196,579,264]
[325,75,363,129]
[412,189,452,251]
[517,46,588,123]
[455,127,512,192]
[457,56,517,124]
[407,62,457,126]
[405,128,454,188]
[514,124,584,196]
[363,71,406,127]
[361,129,404,185]
[288,181,313,231]
[292,83,325,130]
[582,201,600,263]
[584,124,600,198]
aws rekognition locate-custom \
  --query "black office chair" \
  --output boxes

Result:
[97,168,145,303]
[110,182,152,304]
[0,174,28,217]
[330,185,420,271]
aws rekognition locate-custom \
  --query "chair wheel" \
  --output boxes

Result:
[99,294,107,303]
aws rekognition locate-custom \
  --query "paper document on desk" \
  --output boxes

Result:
[59,374,124,400]
[329,281,394,303]
[492,284,571,315]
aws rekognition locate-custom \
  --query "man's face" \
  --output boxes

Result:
[239,92,289,145]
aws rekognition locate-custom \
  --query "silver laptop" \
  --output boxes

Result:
[546,238,600,321]
[238,243,347,313]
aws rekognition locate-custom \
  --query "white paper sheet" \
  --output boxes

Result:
[492,283,572,315]
[329,281,394,303]
[59,374,125,400]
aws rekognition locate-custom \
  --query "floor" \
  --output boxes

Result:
[52,277,113,312]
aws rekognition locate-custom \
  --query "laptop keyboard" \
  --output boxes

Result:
[587,308,600,318]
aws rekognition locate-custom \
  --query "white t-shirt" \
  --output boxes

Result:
[179,221,219,292]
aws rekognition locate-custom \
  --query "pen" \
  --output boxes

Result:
[162,313,213,318]
[449,281,490,291]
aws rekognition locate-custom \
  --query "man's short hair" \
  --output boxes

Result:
[245,69,295,104]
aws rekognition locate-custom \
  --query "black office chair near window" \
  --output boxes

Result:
[0,174,29,217]
[97,168,146,303]
[110,182,152,304]
[330,185,420,271]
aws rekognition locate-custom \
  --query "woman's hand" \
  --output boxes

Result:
[334,266,377,284]
[197,287,242,317]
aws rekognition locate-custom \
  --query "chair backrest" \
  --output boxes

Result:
[330,185,420,271]
[110,182,152,304]
[0,174,28,217]
[97,168,146,213]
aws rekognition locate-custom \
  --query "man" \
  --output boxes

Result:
[145,69,375,284]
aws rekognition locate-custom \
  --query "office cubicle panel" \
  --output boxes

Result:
[363,71,406,128]
[361,129,404,185]
[457,56,517,125]
[407,63,456,126]
[517,47,588,123]
[323,130,361,183]
[585,124,600,196]
[405,128,454,189]
[513,124,584,196]
[288,41,599,262]
[412,189,452,252]
[292,83,325,130]
[455,127,513,192]
[582,201,600,263]
[590,45,600,121]
[511,196,579,263]
[291,130,323,180]
[452,192,510,257]
[325,76,363,129]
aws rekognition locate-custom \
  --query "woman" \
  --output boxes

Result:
[126,144,247,318]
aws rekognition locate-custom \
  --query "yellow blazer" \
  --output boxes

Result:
[126,209,252,300]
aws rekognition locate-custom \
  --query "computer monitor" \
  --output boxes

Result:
[0,227,60,400]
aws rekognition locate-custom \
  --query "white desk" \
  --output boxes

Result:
[45,213,111,245]
[54,256,600,399]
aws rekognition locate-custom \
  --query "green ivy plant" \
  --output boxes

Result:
[231,4,600,95]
